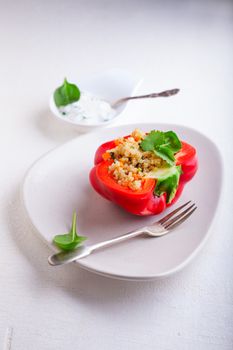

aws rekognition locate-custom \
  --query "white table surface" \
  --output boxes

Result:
[0,1,233,349]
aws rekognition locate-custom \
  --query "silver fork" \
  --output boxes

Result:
[48,201,197,266]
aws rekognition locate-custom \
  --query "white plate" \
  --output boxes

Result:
[49,69,142,133]
[22,123,223,281]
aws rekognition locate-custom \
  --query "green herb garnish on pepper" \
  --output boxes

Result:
[90,129,198,216]
[140,130,183,202]
[53,212,87,251]
[140,130,182,166]
[150,165,182,203]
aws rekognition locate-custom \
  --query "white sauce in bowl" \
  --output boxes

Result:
[58,91,116,124]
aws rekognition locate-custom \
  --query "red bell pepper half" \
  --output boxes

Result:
[89,134,198,216]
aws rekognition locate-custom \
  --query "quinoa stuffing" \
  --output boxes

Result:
[103,129,167,191]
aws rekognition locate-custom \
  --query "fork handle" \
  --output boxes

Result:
[48,229,145,266]
[89,228,145,252]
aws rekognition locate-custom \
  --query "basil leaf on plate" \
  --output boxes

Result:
[53,212,87,251]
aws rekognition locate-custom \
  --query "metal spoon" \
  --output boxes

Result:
[111,88,180,108]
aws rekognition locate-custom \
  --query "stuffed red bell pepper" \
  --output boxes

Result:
[89,129,198,216]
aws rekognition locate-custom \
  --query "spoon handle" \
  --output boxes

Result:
[111,88,180,108]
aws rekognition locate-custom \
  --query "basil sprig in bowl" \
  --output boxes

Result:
[49,69,142,133]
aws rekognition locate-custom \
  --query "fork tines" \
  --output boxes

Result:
[158,201,197,230]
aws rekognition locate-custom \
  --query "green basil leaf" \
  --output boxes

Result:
[140,130,182,167]
[140,130,166,151]
[153,165,182,203]
[154,145,175,166]
[53,212,87,251]
[54,78,81,107]
[164,131,182,152]
[53,235,86,251]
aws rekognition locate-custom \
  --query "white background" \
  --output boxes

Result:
[0,1,233,349]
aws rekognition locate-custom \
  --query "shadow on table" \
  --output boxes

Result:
[35,108,80,143]
[7,187,193,312]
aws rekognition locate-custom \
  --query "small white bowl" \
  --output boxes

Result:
[49,69,142,133]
